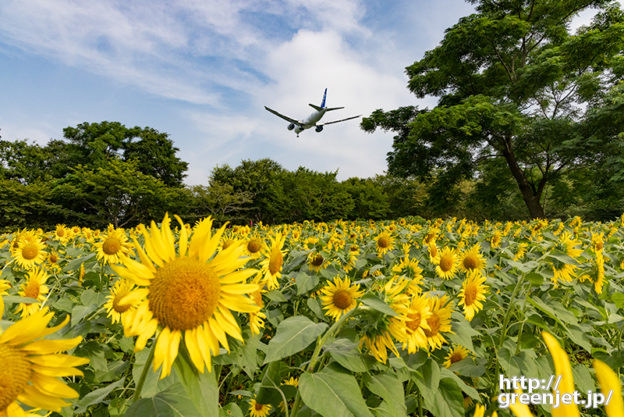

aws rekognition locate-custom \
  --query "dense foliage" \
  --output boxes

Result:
[362,0,624,219]
[0,214,622,417]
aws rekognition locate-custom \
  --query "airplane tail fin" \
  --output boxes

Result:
[320,88,327,108]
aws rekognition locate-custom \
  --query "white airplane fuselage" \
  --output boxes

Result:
[295,109,327,134]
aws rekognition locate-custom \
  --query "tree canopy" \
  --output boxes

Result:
[362,0,624,218]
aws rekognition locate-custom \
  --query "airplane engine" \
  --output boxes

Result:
[287,123,295,130]
[315,125,323,132]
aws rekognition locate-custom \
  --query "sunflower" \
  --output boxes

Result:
[444,345,471,368]
[16,268,49,317]
[473,404,498,417]
[459,243,485,273]
[104,279,146,326]
[551,262,577,287]
[259,233,287,290]
[513,243,528,260]
[319,276,364,321]
[248,279,267,335]
[0,308,89,416]
[594,252,605,294]
[402,294,431,354]
[95,228,133,264]
[308,252,327,273]
[559,231,583,258]
[11,232,47,270]
[111,214,260,378]
[344,244,360,272]
[490,231,502,248]
[458,271,488,321]
[423,294,454,350]
[435,247,459,280]
[53,224,72,243]
[245,236,265,258]
[248,398,271,417]
[283,376,299,387]
[0,279,11,317]
[375,231,394,256]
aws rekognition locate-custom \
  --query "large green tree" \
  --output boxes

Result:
[363,0,624,218]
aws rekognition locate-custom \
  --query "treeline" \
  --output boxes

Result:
[0,121,619,232]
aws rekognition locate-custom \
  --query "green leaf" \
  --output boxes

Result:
[364,373,407,417]
[296,272,319,295]
[256,361,282,404]
[64,253,95,272]
[307,297,324,319]
[299,366,374,417]
[219,403,244,417]
[263,316,328,364]
[325,338,372,373]
[124,383,204,417]
[232,331,260,378]
[439,368,480,400]
[423,378,464,417]
[172,351,219,417]
[74,378,125,413]
[360,293,397,317]
[612,293,624,309]
[447,314,480,351]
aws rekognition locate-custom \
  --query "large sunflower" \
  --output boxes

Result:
[319,276,364,321]
[16,268,49,317]
[259,233,287,290]
[112,214,260,378]
[457,271,488,321]
[0,308,89,416]
[375,231,394,256]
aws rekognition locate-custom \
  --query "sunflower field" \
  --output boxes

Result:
[0,214,623,417]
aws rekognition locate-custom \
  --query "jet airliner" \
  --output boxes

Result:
[264,89,361,137]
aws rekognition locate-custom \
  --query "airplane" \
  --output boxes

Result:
[264,88,361,137]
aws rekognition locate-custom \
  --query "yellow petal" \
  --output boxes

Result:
[593,359,624,417]
[175,215,188,257]
[185,328,205,373]
[542,332,580,417]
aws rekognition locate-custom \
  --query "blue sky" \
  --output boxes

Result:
[0,0,603,185]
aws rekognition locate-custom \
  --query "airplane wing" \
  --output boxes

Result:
[264,106,299,125]
[318,115,361,126]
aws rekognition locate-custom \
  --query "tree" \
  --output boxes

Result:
[363,1,624,218]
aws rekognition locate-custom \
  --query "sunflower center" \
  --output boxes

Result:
[449,350,466,364]
[462,255,477,270]
[406,312,422,331]
[148,257,221,331]
[21,244,38,260]
[102,237,122,255]
[49,253,59,263]
[349,245,358,252]
[311,254,324,267]
[596,241,603,251]
[332,289,353,309]
[113,290,132,314]
[23,280,40,300]
[0,344,31,411]
[268,250,283,275]
[439,255,454,272]
[247,239,262,254]
[377,236,390,249]
[464,284,478,306]
[255,402,265,411]
[424,314,440,336]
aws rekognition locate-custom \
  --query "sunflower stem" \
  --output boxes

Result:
[132,342,156,403]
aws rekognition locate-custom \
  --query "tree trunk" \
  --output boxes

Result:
[500,139,545,219]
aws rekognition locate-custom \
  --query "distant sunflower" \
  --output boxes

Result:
[0,308,89,416]
[319,276,364,321]
[245,236,265,258]
[308,252,327,273]
[96,228,133,264]
[490,231,502,248]
[16,268,49,317]
[458,271,488,321]
[459,244,485,273]
[248,398,271,417]
[375,231,394,256]
[423,294,454,350]
[104,279,146,326]
[435,247,459,280]
[11,232,47,270]
[259,233,287,289]
[595,252,605,294]
[53,224,72,243]
[402,294,431,354]
[248,279,267,335]
[0,279,11,317]
[112,214,260,378]
[552,262,577,287]
[444,345,471,368]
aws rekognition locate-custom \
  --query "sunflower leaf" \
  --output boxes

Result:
[360,293,397,317]
[263,316,328,364]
